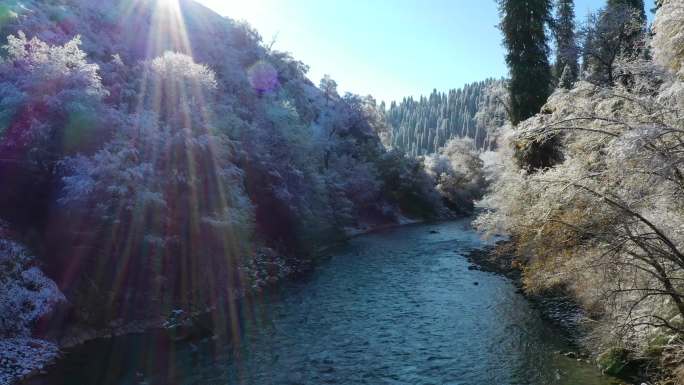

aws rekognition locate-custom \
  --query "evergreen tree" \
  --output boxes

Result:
[553,0,579,87]
[608,0,646,20]
[498,0,553,125]
[559,65,574,89]
[608,0,647,56]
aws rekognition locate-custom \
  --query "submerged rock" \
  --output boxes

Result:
[162,310,214,342]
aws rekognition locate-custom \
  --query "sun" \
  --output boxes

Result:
[155,0,182,14]
[146,0,193,56]
[117,0,265,65]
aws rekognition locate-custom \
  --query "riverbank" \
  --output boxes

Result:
[465,241,586,341]
[465,240,660,385]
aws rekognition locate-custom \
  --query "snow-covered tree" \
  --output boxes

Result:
[608,0,646,21]
[580,5,646,85]
[652,0,684,77]
[477,50,684,352]
[558,65,575,89]
[319,74,338,104]
[0,32,107,161]
[0,228,65,337]
[424,137,486,213]
[375,149,442,218]
[553,0,579,86]
[58,53,254,312]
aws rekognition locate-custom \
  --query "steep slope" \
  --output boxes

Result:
[476,1,684,381]
[0,1,444,381]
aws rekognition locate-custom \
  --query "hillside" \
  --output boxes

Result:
[384,78,508,155]
[476,0,684,382]
[0,1,453,382]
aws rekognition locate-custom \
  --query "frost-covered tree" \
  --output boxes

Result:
[652,0,684,77]
[59,53,254,312]
[140,51,218,128]
[243,97,332,249]
[477,49,684,355]
[60,123,255,311]
[325,152,382,228]
[319,74,338,104]
[375,149,442,219]
[364,96,393,148]
[553,0,579,87]
[580,5,646,85]
[608,0,646,21]
[424,137,486,213]
[559,65,575,89]
[0,32,107,165]
[0,32,109,228]
[498,0,553,125]
[0,228,65,337]
[474,80,511,145]
[476,9,684,371]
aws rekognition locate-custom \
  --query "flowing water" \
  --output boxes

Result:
[29,221,617,385]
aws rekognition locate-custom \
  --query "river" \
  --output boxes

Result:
[27,220,617,385]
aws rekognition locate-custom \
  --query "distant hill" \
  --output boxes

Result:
[384,79,508,155]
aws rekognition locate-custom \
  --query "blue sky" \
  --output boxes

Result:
[195,0,656,104]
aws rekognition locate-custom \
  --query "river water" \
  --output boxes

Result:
[29,220,617,385]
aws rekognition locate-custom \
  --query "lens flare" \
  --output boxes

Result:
[247,60,279,94]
